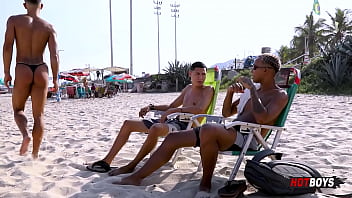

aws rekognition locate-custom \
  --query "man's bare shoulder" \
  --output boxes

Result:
[7,15,25,23]
[273,87,289,104]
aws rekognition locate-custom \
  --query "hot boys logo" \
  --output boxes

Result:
[290,177,345,188]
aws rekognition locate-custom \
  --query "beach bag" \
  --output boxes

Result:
[244,149,322,195]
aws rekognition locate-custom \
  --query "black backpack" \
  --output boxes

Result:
[244,149,322,195]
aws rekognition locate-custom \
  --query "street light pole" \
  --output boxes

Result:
[109,0,114,68]
[129,0,133,75]
[170,1,180,66]
[154,0,162,74]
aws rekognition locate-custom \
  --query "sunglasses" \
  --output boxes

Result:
[253,64,275,70]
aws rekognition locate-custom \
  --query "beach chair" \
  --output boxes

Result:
[190,67,300,176]
[77,86,86,98]
[66,86,76,98]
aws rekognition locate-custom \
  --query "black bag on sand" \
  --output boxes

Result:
[244,149,322,195]
[218,179,247,198]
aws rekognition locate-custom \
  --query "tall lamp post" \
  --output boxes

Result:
[154,0,162,74]
[170,1,180,66]
[129,0,133,75]
[109,0,114,68]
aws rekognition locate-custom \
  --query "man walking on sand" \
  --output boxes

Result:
[87,62,214,175]
[2,0,59,158]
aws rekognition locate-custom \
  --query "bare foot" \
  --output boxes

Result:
[32,152,39,159]
[108,165,135,176]
[194,191,211,198]
[112,175,142,186]
[19,137,31,156]
[199,178,211,193]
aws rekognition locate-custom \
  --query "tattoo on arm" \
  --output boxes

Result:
[250,87,266,114]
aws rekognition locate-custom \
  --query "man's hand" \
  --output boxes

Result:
[237,76,255,90]
[160,108,178,123]
[4,73,12,88]
[228,82,244,94]
[139,106,150,118]
[52,80,59,92]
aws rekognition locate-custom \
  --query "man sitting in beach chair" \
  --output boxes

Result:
[114,54,288,196]
[86,62,214,174]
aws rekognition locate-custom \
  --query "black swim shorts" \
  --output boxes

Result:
[193,125,258,150]
[142,118,189,131]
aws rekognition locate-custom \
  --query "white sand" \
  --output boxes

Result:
[0,92,351,198]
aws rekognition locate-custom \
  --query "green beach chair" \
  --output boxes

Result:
[190,67,300,174]
[225,71,299,182]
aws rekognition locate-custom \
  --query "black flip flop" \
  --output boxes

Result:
[218,180,247,198]
[86,160,112,173]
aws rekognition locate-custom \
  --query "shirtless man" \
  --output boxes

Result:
[115,54,288,196]
[2,0,59,158]
[87,62,214,175]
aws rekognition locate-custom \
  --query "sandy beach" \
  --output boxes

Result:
[0,92,351,198]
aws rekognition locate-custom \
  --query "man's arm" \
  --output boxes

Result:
[159,85,214,122]
[47,25,59,92]
[2,16,15,88]
[250,88,288,124]
[138,86,187,118]
[222,83,243,117]
[239,76,288,124]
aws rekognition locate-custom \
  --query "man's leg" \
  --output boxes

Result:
[114,129,197,185]
[198,124,237,192]
[102,120,149,164]
[109,123,169,176]
[12,65,33,156]
[30,65,49,158]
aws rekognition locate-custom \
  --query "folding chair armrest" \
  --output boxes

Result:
[191,114,233,122]
[167,112,195,121]
[225,121,286,131]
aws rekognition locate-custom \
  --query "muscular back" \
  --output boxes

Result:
[10,14,53,64]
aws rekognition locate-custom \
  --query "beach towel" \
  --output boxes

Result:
[237,83,260,114]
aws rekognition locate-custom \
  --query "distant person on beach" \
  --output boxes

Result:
[91,83,96,98]
[114,54,288,196]
[87,62,214,174]
[2,0,59,158]
[96,70,100,80]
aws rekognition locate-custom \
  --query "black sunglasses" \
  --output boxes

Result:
[253,64,275,70]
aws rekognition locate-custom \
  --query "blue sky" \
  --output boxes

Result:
[0,0,350,78]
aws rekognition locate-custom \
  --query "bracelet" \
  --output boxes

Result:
[149,104,155,110]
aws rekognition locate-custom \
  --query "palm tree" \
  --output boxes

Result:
[277,45,301,65]
[323,8,352,52]
[294,12,326,58]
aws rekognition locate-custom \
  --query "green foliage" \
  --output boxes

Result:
[323,53,349,87]
[298,58,327,94]
[163,61,191,89]
[279,8,352,95]
[298,36,352,95]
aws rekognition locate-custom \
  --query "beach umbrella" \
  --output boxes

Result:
[68,69,89,76]
[114,73,136,80]
[59,73,79,82]
[105,75,134,83]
